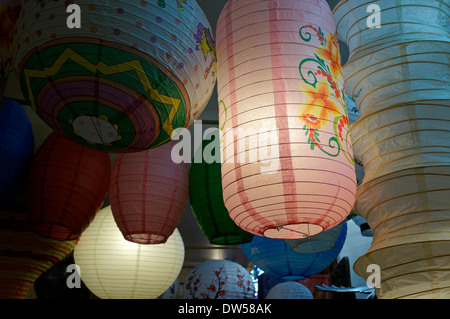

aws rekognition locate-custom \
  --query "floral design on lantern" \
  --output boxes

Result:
[298,26,353,165]
[194,23,217,83]
[183,260,254,299]
[216,0,356,239]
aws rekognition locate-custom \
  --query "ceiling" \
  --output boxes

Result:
[3,0,351,291]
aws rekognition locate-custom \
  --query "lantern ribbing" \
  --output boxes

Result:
[216,0,356,239]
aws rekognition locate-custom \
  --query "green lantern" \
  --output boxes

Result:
[189,138,253,245]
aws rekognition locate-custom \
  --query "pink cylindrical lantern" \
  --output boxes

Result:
[216,0,356,239]
[110,140,189,244]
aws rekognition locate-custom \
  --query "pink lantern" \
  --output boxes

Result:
[109,140,189,244]
[216,0,356,239]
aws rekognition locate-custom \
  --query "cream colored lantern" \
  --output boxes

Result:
[333,0,450,299]
[74,206,185,299]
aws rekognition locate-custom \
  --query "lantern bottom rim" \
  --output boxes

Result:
[124,233,167,245]
[281,275,306,281]
[209,234,254,246]
[289,239,337,254]
[263,223,323,240]
[33,223,79,241]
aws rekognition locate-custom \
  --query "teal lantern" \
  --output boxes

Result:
[189,138,253,245]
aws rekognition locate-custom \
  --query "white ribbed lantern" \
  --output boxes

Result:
[73,206,185,299]
[266,281,313,299]
[334,0,450,299]
[216,0,356,240]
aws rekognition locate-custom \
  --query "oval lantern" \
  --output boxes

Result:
[266,281,313,299]
[0,210,75,299]
[15,0,216,152]
[0,0,23,101]
[182,259,255,299]
[74,206,185,299]
[0,98,34,205]
[241,222,347,280]
[189,138,254,245]
[27,131,110,241]
[110,140,188,244]
[216,0,356,239]
[334,0,450,299]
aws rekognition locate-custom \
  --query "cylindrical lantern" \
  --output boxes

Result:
[216,0,356,239]
[0,210,75,299]
[73,206,185,299]
[110,140,189,244]
[15,0,216,152]
[266,281,313,299]
[333,0,450,299]
[241,222,347,280]
[284,221,345,254]
[27,132,110,241]
[182,259,255,299]
[189,138,254,245]
[0,98,34,205]
[0,0,23,101]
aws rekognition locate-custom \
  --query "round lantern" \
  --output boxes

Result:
[27,131,110,241]
[216,0,356,239]
[241,222,347,280]
[334,0,450,299]
[189,138,254,245]
[110,140,189,244]
[73,206,185,299]
[15,0,216,152]
[182,259,255,299]
[266,281,313,299]
[159,278,180,299]
[284,221,345,254]
[0,210,75,299]
[0,0,23,101]
[0,98,34,205]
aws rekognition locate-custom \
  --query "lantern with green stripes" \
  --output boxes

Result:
[16,0,216,152]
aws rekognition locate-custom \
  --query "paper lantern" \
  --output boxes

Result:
[110,140,188,244]
[189,138,254,245]
[73,206,185,299]
[159,278,180,299]
[0,210,75,299]
[241,222,347,280]
[182,259,255,299]
[284,221,345,254]
[0,98,34,205]
[266,281,313,299]
[216,0,356,239]
[15,0,216,152]
[27,131,110,241]
[0,0,23,101]
[333,0,450,298]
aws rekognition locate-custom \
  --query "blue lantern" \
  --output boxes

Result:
[0,98,34,205]
[241,222,347,280]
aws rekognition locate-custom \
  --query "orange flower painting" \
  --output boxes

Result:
[314,33,343,80]
[298,80,341,130]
